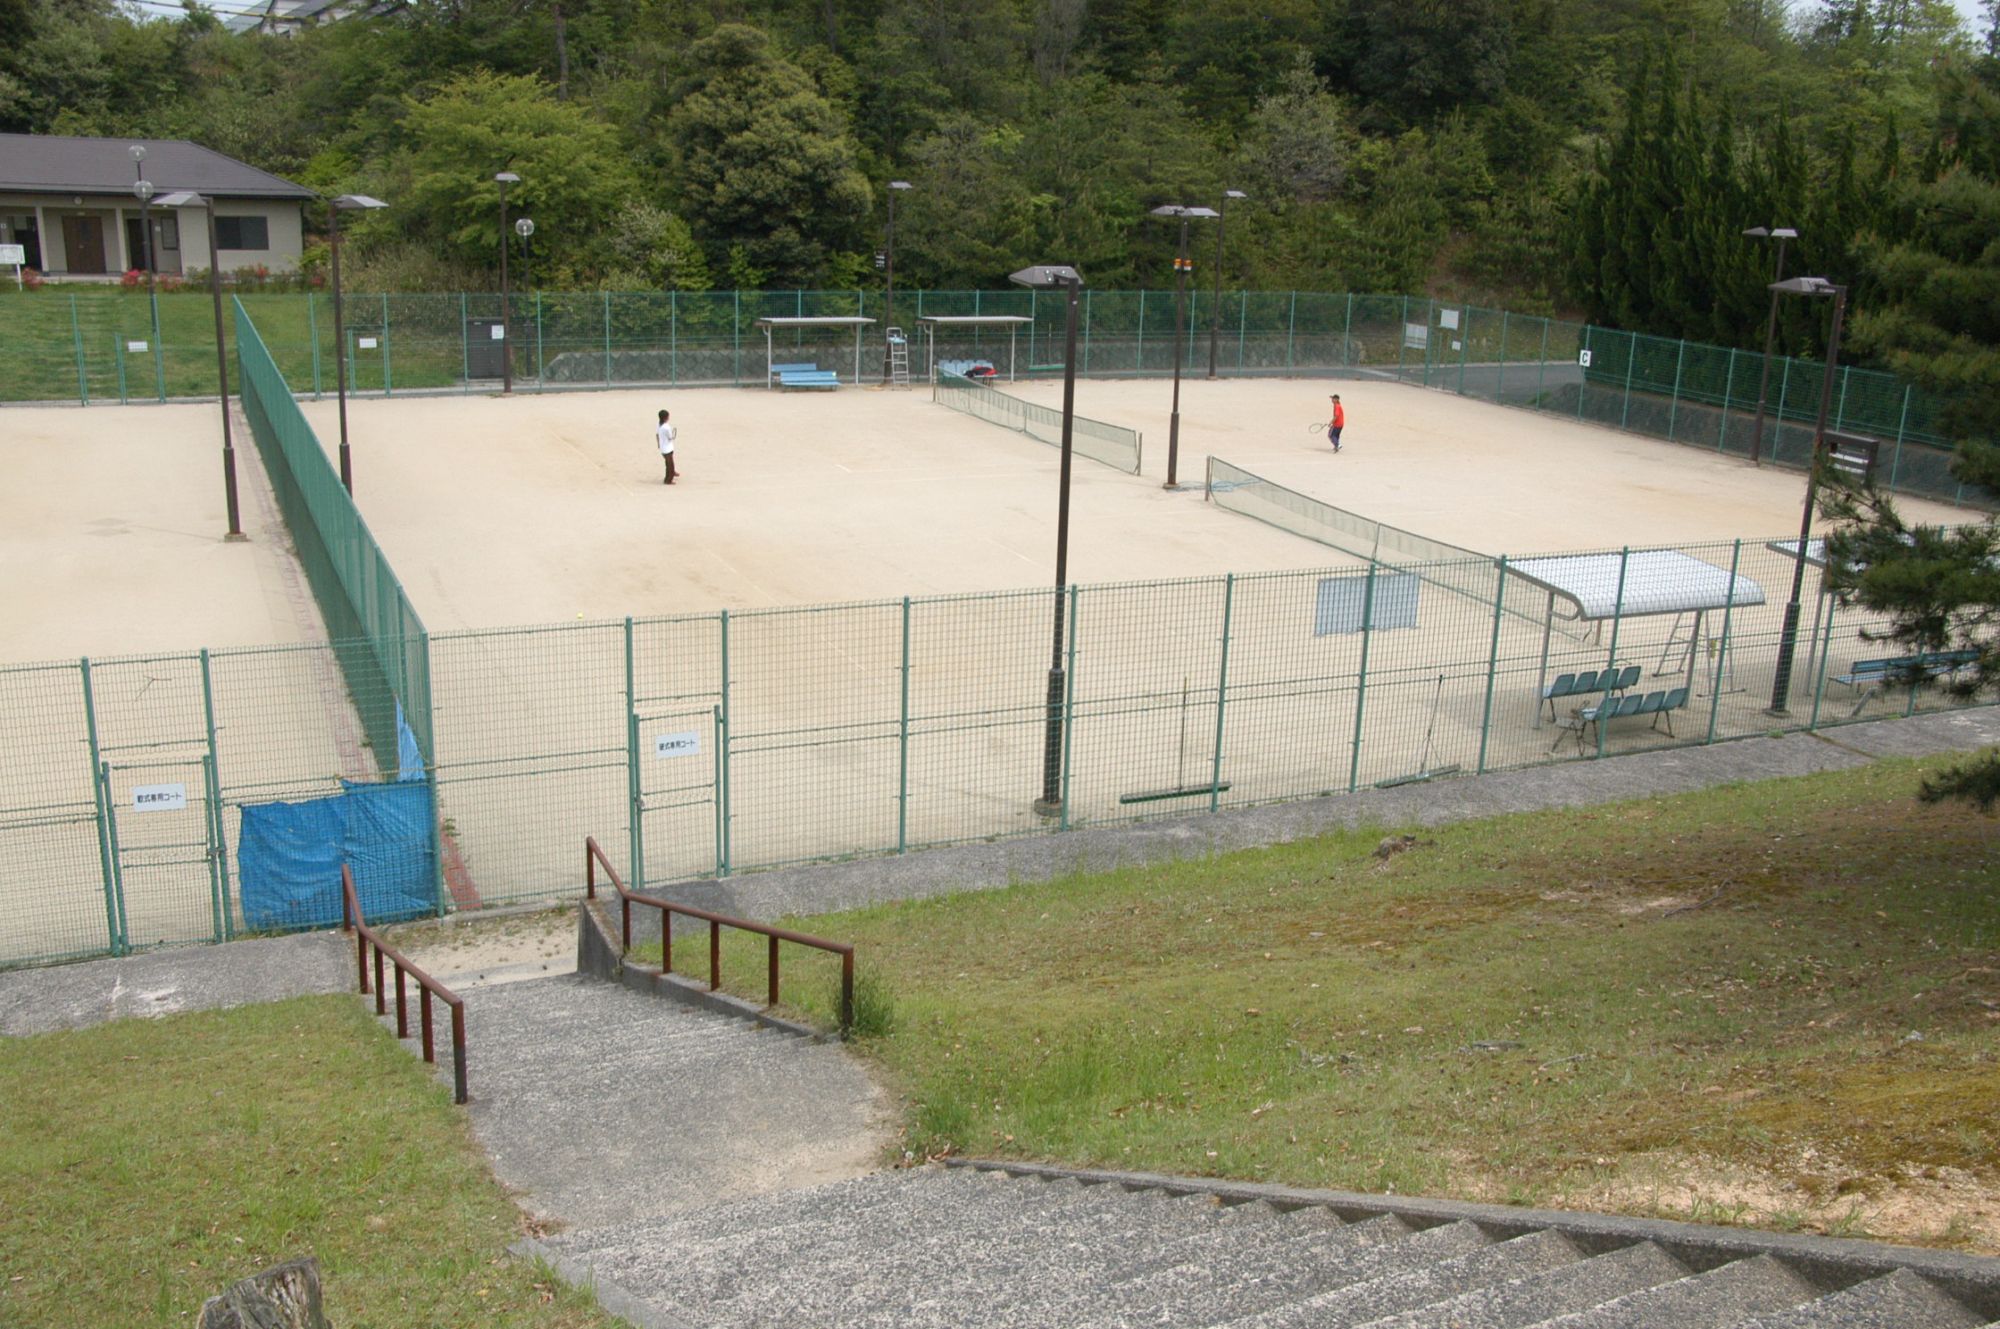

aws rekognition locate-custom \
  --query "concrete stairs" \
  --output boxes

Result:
[537,1164,2000,1329]
[415,972,887,1229]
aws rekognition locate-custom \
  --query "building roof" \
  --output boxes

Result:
[0,135,315,201]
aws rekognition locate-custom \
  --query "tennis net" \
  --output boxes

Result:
[1205,457,1513,614]
[934,373,1143,474]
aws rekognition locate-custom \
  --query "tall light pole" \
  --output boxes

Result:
[129,145,154,280]
[1149,204,1218,489]
[1206,189,1246,379]
[883,179,911,383]
[328,193,388,494]
[1766,276,1847,717]
[1010,263,1084,816]
[1743,225,1797,466]
[495,172,521,395]
[154,191,245,542]
[131,146,161,383]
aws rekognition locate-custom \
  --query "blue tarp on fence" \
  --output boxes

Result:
[238,779,437,931]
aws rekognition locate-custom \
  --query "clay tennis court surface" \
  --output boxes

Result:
[2,377,1981,658]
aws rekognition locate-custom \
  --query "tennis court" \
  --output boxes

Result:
[0,403,313,661]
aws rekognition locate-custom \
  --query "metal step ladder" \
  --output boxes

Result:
[887,327,910,387]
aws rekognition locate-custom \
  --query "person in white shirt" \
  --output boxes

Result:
[657,408,678,485]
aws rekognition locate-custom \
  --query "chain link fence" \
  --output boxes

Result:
[2,543,1988,970]
[5,287,1982,508]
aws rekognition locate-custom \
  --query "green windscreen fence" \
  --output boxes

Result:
[233,297,432,768]
[934,372,1143,474]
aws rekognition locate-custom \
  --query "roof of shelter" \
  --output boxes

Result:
[1508,549,1767,621]
[754,316,877,327]
[915,316,1034,325]
[0,135,315,201]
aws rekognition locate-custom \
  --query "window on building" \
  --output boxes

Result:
[214,215,270,250]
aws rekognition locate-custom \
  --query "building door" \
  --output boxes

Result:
[61,214,106,274]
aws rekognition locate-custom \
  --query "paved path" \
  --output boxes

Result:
[653,707,2000,927]
[448,973,889,1229]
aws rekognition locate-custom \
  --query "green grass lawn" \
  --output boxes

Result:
[0,288,466,403]
[0,995,625,1329]
[656,755,2000,1249]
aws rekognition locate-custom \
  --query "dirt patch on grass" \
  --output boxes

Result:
[381,907,577,988]
[1538,1152,2000,1252]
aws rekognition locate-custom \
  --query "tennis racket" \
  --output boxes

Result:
[1304,421,1332,435]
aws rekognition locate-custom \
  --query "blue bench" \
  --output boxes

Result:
[1567,685,1691,752]
[1540,664,1640,721]
[778,369,840,390]
[1832,650,1979,716]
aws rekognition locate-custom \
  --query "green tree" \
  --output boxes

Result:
[395,70,634,279]
[1822,57,2000,809]
[665,23,873,285]
[894,116,1039,286]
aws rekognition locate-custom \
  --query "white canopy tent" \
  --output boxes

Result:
[1508,549,1767,721]
[754,315,876,387]
[915,315,1034,382]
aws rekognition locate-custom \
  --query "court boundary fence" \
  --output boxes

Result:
[6,288,1984,509]
[234,296,433,768]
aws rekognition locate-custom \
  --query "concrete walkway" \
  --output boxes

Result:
[655,707,2000,926]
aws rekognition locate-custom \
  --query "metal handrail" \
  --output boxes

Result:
[341,864,467,1103]
[584,836,855,1034]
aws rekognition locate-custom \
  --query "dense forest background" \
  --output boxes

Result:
[2,0,1997,436]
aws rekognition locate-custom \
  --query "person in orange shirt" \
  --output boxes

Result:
[1327,394,1345,452]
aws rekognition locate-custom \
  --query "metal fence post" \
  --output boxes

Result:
[308,292,322,399]
[1890,384,1911,490]
[1706,540,1742,744]
[733,290,743,386]
[1835,365,1851,432]
[625,616,642,890]
[1083,288,1093,375]
[1718,348,1737,451]
[1773,360,1791,462]
[670,290,679,385]
[1666,338,1686,441]
[70,294,90,406]
[150,286,165,402]
[1576,327,1588,420]
[711,704,725,876]
[1209,574,1234,814]
[1595,548,1632,759]
[1619,335,1635,429]
[1340,291,1351,367]
[1496,309,1509,400]
[115,336,128,404]
[535,292,544,388]
[1396,295,1409,379]
[603,291,613,385]
[380,293,393,395]
[897,596,911,853]
[80,657,120,956]
[1059,584,1080,831]
[459,293,470,385]
[420,628,444,920]
[1476,558,1508,773]
[1236,289,1247,372]
[1286,291,1297,370]
[199,648,229,943]
[718,609,732,875]
[1135,290,1145,372]
[1348,563,1379,794]
[1537,316,1549,407]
